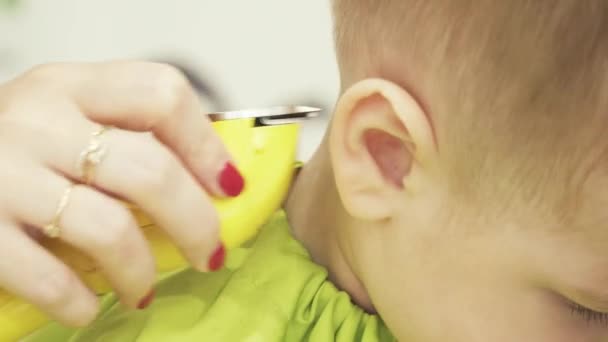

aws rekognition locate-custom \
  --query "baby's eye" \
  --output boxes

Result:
[570,302,608,327]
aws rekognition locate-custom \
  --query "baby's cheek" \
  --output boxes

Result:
[380,269,576,341]
[367,235,480,339]
[373,230,539,341]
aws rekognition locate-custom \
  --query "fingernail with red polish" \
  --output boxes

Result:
[208,244,226,271]
[137,289,155,310]
[219,162,244,197]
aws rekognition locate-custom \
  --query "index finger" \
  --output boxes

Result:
[32,61,244,198]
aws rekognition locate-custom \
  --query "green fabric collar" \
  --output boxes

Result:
[25,211,395,341]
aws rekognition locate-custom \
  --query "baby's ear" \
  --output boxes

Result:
[329,78,435,221]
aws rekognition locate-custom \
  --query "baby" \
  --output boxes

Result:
[294,1,608,340]
[27,0,608,341]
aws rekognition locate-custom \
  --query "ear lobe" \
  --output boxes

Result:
[329,78,434,221]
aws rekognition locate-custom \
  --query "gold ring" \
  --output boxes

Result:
[77,126,110,184]
[43,184,74,238]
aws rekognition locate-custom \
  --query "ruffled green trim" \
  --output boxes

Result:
[25,211,394,341]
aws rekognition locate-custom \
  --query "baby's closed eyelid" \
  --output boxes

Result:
[551,285,608,320]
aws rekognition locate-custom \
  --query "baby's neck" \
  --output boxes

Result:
[285,145,375,311]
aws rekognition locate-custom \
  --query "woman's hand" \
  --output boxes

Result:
[0,61,243,326]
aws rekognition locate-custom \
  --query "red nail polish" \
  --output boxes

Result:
[219,162,244,197]
[137,289,155,310]
[208,244,226,271]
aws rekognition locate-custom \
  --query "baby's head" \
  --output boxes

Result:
[323,1,608,340]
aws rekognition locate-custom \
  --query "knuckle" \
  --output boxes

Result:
[87,201,153,288]
[181,232,208,252]
[63,301,98,327]
[67,310,97,328]
[0,64,68,111]
[133,148,181,197]
[23,63,68,83]
[94,206,135,251]
[182,213,220,252]
[152,63,192,115]
[197,138,225,169]
[121,263,156,297]
[34,268,76,308]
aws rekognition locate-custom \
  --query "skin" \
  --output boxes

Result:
[286,78,608,341]
[0,61,239,326]
[1,50,605,342]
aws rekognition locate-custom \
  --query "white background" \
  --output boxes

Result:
[0,0,338,159]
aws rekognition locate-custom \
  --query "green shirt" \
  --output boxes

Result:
[24,211,395,341]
